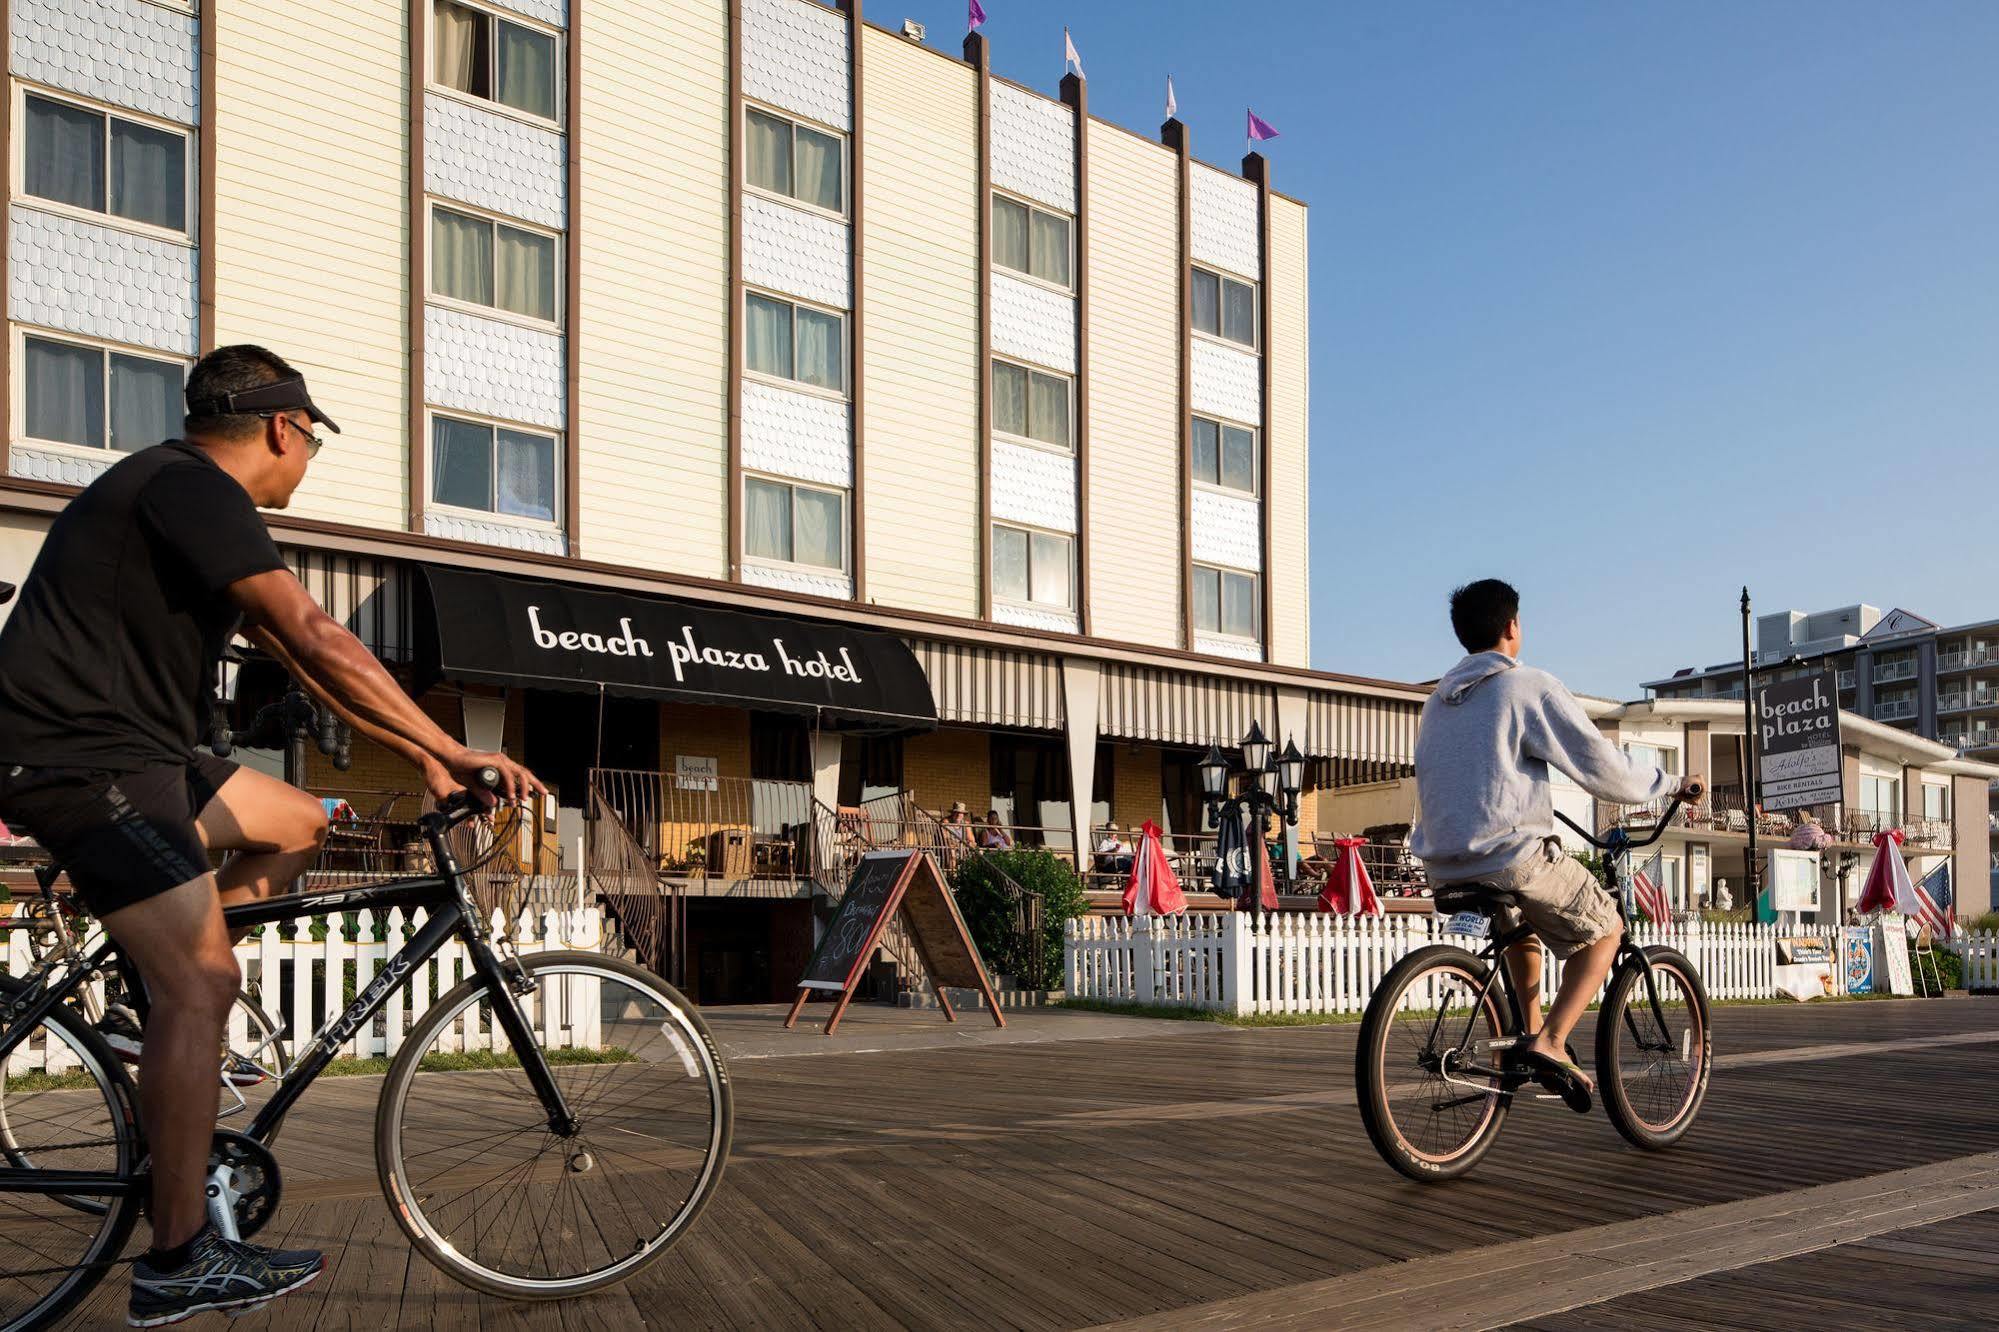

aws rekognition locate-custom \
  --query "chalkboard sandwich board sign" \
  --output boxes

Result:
[784,850,1005,1035]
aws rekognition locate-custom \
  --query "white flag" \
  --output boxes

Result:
[1064,27,1083,77]
[1166,75,1177,119]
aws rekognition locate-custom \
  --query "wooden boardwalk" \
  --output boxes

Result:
[46,997,1999,1329]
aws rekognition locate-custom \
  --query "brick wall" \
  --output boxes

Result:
[904,727,991,818]
[660,702,751,781]
[302,689,463,814]
[1109,743,1161,830]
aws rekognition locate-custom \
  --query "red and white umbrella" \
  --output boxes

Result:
[1855,828,1916,916]
[1122,820,1188,917]
[1317,836,1383,917]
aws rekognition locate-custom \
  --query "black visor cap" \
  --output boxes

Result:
[187,373,341,435]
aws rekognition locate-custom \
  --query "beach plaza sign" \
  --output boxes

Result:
[420,566,937,733]
[1755,671,1843,812]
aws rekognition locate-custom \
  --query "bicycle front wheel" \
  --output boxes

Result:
[377,951,731,1299]
[1597,946,1711,1150]
[1356,944,1512,1183]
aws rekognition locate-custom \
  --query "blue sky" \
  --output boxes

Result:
[898,0,1999,696]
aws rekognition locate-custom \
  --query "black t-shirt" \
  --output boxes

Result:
[0,440,286,770]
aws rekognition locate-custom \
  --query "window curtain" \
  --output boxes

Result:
[746,111,792,197]
[744,478,791,561]
[992,526,1028,601]
[1223,280,1256,345]
[993,198,1029,273]
[1192,418,1219,485]
[25,96,105,213]
[794,307,841,390]
[432,417,493,510]
[495,226,554,321]
[1221,426,1255,492]
[1222,573,1256,638]
[495,428,555,521]
[1032,210,1070,286]
[109,121,183,230]
[1191,269,1219,336]
[434,1,484,94]
[1029,532,1071,607]
[432,210,493,306]
[793,125,841,211]
[992,361,1027,437]
[23,338,103,449]
[1030,371,1068,448]
[745,296,793,380]
[495,22,556,120]
[1192,567,1220,634]
[108,354,182,454]
[792,487,842,569]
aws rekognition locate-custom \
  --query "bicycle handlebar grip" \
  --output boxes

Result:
[475,766,501,791]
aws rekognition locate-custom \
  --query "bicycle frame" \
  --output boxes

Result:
[0,803,577,1201]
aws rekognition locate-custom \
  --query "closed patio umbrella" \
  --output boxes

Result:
[1855,828,1915,916]
[1122,820,1188,916]
[1318,836,1384,917]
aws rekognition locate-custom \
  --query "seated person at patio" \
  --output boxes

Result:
[1411,579,1703,1113]
[1094,823,1133,875]
[980,811,1013,849]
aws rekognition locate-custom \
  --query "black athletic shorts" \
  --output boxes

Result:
[0,753,238,916]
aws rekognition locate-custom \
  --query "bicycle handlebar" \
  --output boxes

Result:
[1553,783,1702,852]
[425,768,504,828]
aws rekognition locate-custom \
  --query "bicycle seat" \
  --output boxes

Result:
[1431,882,1522,916]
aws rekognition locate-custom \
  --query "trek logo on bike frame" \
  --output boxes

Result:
[322,952,415,1050]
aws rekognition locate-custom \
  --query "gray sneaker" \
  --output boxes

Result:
[127,1225,323,1327]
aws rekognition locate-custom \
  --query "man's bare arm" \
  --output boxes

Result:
[242,624,450,792]
[229,569,542,802]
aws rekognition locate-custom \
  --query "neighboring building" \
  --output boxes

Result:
[0,0,1427,1001]
[1644,602,1999,901]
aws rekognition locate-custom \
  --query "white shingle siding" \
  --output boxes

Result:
[742,194,849,309]
[990,272,1074,375]
[9,444,117,486]
[743,561,852,600]
[425,511,567,555]
[741,0,849,131]
[996,602,1078,635]
[991,439,1076,534]
[989,82,1073,214]
[1191,489,1261,573]
[742,380,850,487]
[1196,634,1261,662]
[1190,338,1260,426]
[12,0,199,125]
[425,305,565,430]
[1190,164,1260,281]
[9,206,196,354]
[424,95,566,230]
[484,0,566,28]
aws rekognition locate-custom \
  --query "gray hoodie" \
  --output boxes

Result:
[1409,652,1679,884]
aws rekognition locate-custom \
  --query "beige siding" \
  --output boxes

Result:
[857,27,979,616]
[1085,124,1181,650]
[1268,194,1310,667]
[576,0,731,575]
[211,0,407,530]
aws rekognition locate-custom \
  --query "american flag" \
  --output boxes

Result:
[1633,850,1672,925]
[1911,862,1955,939]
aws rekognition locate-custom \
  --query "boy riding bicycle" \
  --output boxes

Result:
[1410,579,1703,1111]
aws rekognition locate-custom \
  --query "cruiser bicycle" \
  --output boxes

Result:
[1356,794,1712,1182]
[0,776,731,1330]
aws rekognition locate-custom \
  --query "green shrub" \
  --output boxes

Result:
[1929,945,1964,991]
[949,848,1089,989]
[1965,911,1999,934]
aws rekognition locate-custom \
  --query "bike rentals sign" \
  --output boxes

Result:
[1756,671,1843,812]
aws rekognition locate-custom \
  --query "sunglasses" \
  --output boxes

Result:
[266,412,324,458]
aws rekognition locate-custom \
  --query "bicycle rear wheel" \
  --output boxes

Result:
[377,951,731,1299]
[1597,946,1711,1150]
[1356,944,1512,1183]
[0,998,142,1332]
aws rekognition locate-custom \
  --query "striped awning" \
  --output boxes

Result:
[908,639,1065,731]
[284,548,412,661]
[1308,689,1423,786]
[1098,663,1273,749]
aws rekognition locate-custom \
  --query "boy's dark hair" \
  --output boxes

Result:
[1449,579,1520,653]
[183,345,298,440]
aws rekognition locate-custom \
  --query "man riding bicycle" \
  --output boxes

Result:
[0,346,542,1326]
[1410,580,1702,1112]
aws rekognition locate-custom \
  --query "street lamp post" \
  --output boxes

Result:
[1198,722,1306,917]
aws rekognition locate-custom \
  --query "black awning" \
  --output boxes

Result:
[418,566,938,734]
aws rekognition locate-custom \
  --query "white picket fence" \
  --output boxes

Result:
[6,905,607,1076]
[1069,912,1817,1017]
[1954,930,1999,992]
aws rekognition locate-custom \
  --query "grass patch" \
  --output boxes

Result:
[1058,988,1926,1029]
[321,1046,637,1078]
[4,1070,105,1093]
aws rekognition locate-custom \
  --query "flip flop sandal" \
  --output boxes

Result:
[1515,1048,1593,1114]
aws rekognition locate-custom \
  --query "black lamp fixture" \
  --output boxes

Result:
[1277,739,1306,803]
[1240,719,1272,776]
[1198,743,1230,801]
[1199,722,1307,914]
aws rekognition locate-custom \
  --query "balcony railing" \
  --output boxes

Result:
[1938,688,1999,714]
[1836,670,1855,691]
[1872,698,1918,722]
[1940,646,1999,673]
[1872,659,1919,684]
[587,768,818,884]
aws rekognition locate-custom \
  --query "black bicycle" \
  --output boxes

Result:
[0,778,732,1330]
[1356,795,1712,1182]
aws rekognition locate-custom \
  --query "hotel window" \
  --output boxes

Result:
[1193,564,1258,641]
[432,0,559,123]
[21,91,188,233]
[1923,783,1949,821]
[1624,742,1679,775]
[745,292,844,393]
[431,205,558,323]
[992,194,1071,288]
[431,413,559,523]
[1860,774,1900,821]
[745,476,845,571]
[992,524,1073,610]
[1191,267,1256,348]
[992,359,1071,451]
[1191,415,1256,495]
[20,332,183,453]
[745,106,844,214]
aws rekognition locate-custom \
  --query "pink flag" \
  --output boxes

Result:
[968,0,986,31]
[1247,108,1280,143]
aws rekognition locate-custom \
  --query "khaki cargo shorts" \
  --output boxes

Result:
[1456,838,1622,960]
